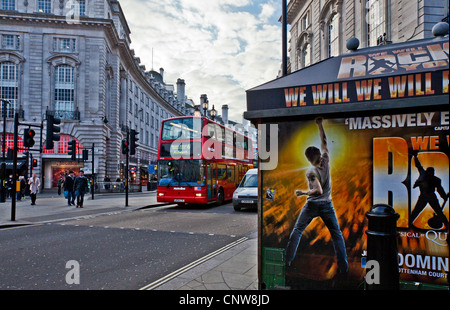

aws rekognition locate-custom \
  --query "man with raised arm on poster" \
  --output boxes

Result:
[286,118,348,277]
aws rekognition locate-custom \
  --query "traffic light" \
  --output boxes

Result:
[121,139,129,154]
[23,128,36,148]
[32,159,38,167]
[82,149,89,161]
[46,114,61,150]
[130,129,139,156]
[68,140,77,160]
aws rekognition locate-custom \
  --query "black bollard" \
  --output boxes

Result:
[365,204,400,290]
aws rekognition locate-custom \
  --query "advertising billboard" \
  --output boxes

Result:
[261,111,448,288]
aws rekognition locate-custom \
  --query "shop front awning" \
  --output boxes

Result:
[245,36,449,121]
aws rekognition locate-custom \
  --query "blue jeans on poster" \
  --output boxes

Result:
[286,200,348,273]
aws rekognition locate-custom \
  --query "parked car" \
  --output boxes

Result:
[232,168,258,211]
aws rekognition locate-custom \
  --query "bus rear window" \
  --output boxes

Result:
[162,118,202,140]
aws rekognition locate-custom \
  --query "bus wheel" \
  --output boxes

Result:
[217,188,224,206]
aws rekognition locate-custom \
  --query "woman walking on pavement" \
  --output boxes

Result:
[28,173,40,206]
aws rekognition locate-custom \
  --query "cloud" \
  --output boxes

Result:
[120,0,282,122]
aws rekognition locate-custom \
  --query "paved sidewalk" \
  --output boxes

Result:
[0,191,259,291]
[148,233,258,290]
[0,190,161,227]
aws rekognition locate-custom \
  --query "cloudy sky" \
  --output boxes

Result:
[120,0,284,122]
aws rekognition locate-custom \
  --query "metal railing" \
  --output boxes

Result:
[46,109,80,121]
[93,181,142,193]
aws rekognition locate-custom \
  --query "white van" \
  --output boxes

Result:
[232,168,258,211]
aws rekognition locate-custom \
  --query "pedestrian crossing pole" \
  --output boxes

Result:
[11,112,18,221]
[92,143,95,201]
[125,130,129,207]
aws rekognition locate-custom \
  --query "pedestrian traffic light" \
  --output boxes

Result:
[121,139,129,154]
[32,159,38,167]
[23,128,36,148]
[68,140,77,160]
[130,129,139,156]
[46,114,61,150]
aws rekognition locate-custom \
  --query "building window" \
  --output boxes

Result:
[71,0,86,16]
[37,0,51,13]
[302,43,311,68]
[1,34,20,50]
[367,0,386,46]
[0,0,15,11]
[53,38,76,53]
[302,12,310,31]
[0,61,18,115]
[54,65,75,113]
[328,15,339,57]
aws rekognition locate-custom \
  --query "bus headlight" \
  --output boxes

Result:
[158,193,164,196]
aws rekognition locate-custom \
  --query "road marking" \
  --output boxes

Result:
[139,237,248,290]
[0,223,42,231]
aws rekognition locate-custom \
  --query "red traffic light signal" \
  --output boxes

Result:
[23,128,36,148]
[122,139,129,154]
[32,159,38,167]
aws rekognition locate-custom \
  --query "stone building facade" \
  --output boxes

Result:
[0,0,194,188]
[286,0,449,73]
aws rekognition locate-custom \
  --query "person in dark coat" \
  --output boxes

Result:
[64,171,75,206]
[74,170,89,208]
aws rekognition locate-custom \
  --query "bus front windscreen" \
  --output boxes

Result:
[162,118,202,141]
[158,159,205,187]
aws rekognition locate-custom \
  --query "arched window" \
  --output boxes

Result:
[297,30,312,70]
[302,43,311,68]
[0,61,18,117]
[54,64,75,114]
[328,14,339,57]
[319,0,342,60]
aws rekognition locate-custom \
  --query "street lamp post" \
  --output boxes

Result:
[202,97,209,117]
[210,105,217,121]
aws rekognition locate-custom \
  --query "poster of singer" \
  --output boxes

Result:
[261,111,449,289]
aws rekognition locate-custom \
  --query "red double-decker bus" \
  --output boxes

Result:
[157,116,254,206]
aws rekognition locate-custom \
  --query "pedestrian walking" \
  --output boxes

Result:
[17,176,26,200]
[57,173,64,196]
[64,171,75,206]
[28,173,40,205]
[74,170,89,208]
